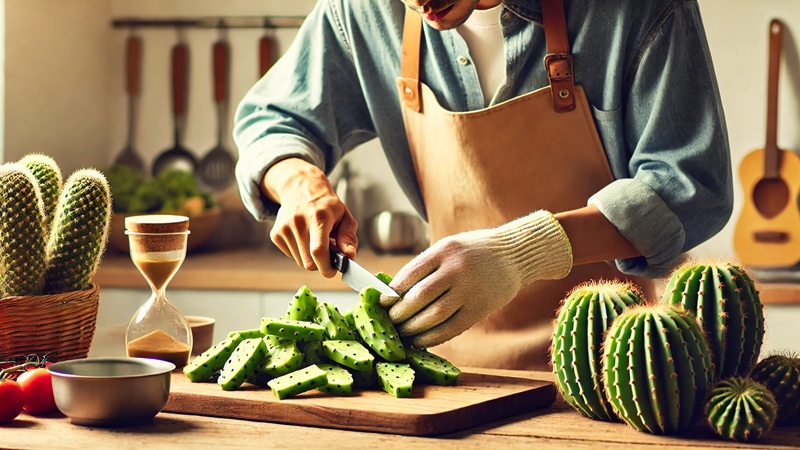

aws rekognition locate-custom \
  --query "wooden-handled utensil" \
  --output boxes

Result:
[733,18,800,268]
[259,33,274,77]
[112,33,146,173]
[152,34,198,176]
[198,27,236,190]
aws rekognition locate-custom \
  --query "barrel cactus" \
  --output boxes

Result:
[749,353,800,425]
[43,169,112,294]
[705,376,777,441]
[602,305,714,434]
[662,261,764,380]
[551,280,645,421]
[0,164,48,296]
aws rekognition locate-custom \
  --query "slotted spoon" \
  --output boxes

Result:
[198,31,236,190]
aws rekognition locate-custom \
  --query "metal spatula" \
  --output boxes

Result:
[113,34,146,174]
[199,29,235,190]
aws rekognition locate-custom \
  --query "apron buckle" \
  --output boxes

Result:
[543,53,574,81]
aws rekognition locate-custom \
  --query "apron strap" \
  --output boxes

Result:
[399,0,574,113]
[541,0,576,112]
[399,7,422,112]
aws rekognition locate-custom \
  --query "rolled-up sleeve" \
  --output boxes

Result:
[590,1,733,277]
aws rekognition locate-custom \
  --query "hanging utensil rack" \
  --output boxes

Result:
[111,16,305,30]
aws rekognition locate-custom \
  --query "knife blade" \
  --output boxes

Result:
[330,247,399,298]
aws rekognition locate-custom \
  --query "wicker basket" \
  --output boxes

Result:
[0,283,100,362]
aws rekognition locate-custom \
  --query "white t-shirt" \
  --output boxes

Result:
[456,4,505,107]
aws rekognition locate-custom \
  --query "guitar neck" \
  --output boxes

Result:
[764,19,783,179]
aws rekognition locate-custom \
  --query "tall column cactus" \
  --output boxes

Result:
[662,261,764,380]
[551,280,645,421]
[602,305,714,435]
[19,153,63,235]
[43,169,112,294]
[0,163,48,296]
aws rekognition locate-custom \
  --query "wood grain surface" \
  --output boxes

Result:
[163,369,556,436]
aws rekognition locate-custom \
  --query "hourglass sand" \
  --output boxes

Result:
[124,215,193,368]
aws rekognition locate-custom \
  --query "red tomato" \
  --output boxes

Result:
[16,368,57,415]
[0,380,25,423]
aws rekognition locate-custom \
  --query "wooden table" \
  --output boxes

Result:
[5,371,800,449]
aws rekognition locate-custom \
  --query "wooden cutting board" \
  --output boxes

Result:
[164,369,555,436]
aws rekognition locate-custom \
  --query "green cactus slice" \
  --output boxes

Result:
[260,317,325,341]
[322,340,374,373]
[217,337,268,391]
[374,271,393,285]
[343,306,357,330]
[749,354,800,425]
[229,328,265,340]
[267,364,328,400]
[353,287,406,361]
[602,305,713,435]
[263,334,290,353]
[259,341,305,377]
[183,333,244,382]
[18,153,62,233]
[284,285,318,321]
[43,169,111,294]
[317,363,355,395]
[404,347,460,386]
[314,301,357,340]
[0,164,48,296]
[376,362,415,398]
[551,281,644,421]
[705,377,777,441]
[663,261,764,379]
[299,340,327,367]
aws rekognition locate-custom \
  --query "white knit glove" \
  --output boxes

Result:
[383,210,572,348]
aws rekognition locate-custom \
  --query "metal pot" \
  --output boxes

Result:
[364,211,428,254]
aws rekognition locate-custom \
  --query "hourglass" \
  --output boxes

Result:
[124,215,193,368]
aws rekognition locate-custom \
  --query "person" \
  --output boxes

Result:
[233,0,732,370]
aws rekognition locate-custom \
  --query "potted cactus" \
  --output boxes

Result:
[0,154,111,362]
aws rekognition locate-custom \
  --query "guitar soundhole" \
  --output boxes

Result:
[753,178,790,219]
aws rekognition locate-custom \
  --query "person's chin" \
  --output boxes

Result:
[421,4,471,30]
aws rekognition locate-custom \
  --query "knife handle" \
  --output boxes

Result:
[330,247,349,272]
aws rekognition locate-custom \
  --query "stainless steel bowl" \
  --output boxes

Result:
[47,357,175,427]
[364,211,428,254]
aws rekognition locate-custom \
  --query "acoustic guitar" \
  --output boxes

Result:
[734,19,800,268]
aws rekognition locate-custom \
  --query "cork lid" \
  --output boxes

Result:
[125,215,190,233]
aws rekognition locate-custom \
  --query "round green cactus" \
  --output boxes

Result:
[551,280,645,421]
[602,305,714,434]
[18,153,62,233]
[662,261,764,380]
[705,376,777,441]
[749,354,800,426]
[44,169,112,294]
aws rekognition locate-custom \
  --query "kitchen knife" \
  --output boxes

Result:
[330,247,399,298]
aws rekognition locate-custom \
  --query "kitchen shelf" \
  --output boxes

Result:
[111,16,306,30]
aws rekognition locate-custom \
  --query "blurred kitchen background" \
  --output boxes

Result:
[1,0,799,356]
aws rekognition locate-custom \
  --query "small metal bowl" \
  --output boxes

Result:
[364,211,428,254]
[47,357,175,427]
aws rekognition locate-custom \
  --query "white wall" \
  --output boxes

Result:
[4,0,800,261]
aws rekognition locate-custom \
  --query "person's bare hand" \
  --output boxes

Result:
[263,158,358,277]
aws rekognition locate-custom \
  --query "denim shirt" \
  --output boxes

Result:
[233,0,733,278]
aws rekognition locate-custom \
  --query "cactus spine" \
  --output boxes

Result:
[705,377,777,441]
[602,305,713,435]
[0,164,48,296]
[662,261,764,380]
[552,280,645,421]
[43,169,112,294]
[18,153,62,233]
[749,354,800,425]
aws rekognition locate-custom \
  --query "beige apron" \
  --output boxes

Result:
[395,0,654,370]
